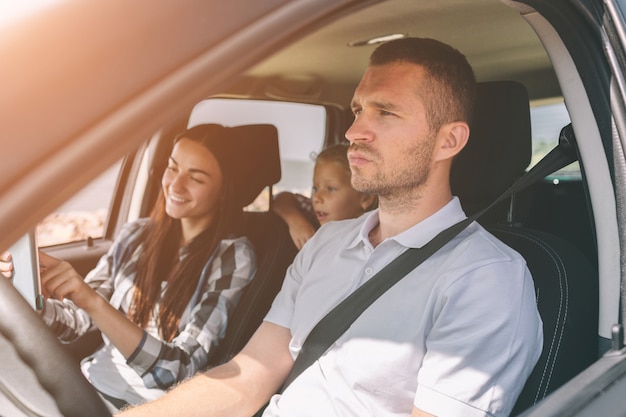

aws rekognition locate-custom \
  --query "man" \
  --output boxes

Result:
[120,37,542,417]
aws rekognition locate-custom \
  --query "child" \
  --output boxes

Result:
[273,143,376,249]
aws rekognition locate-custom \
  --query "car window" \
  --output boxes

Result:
[529,98,578,179]
[188,99,327,209]
[36,160,122,247]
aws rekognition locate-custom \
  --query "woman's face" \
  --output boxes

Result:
[162,138,224,237]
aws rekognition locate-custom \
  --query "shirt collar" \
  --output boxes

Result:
[345,210,380,250]
[348,197,467,250]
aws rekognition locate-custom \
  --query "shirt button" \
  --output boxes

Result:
[365,267,373,275]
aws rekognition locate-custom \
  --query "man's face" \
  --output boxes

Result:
[345,62,437,200]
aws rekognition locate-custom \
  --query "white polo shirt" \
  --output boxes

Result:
[263,197,543,417]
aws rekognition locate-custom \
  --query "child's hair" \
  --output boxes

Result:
[315,143,350,172]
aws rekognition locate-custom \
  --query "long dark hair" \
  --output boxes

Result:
[128,124,243,342]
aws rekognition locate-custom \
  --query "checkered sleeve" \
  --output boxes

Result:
[41,220,146,342]
[126,236,256,389]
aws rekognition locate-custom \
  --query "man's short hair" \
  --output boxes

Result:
[370,37,476,133]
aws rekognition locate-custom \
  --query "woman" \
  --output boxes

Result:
[1,124,256,411]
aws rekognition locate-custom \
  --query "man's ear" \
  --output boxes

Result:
[435,121,469,161]
[359,193,377,211]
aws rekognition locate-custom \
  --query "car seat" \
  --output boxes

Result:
[207,124,298,367]
[451,81,599,415]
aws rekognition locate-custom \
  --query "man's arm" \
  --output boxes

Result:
[118,322,294,417]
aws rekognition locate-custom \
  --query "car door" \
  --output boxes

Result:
[38,158,126,277]
[603,0,626,331]
[39,136,155,279]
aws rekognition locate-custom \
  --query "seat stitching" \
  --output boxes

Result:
[493,228,568,403]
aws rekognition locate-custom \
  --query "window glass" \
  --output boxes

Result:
[188,99,327,209]
[529,98,579,179]
[36,161,121,246]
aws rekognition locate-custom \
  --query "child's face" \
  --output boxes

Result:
[312,160,368,225]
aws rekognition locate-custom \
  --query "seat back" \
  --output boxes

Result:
[228,124,282,208]
[491,227,598,415]
[451,81,532,222]
[208,124,298,366]
[451,82,598,414]
[209,210,297,366]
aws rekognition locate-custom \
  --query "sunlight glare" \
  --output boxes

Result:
[0,0,60,26]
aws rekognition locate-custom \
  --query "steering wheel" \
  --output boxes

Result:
[0,275,111,417]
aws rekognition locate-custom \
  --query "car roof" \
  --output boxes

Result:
[240,0,557,104]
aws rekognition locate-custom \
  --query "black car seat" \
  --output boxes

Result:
[207,124,298,367]
[451,81,598,415]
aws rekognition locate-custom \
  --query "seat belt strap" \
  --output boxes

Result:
[281,125,578,391]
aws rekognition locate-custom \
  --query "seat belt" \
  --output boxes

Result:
[281,125,578,391]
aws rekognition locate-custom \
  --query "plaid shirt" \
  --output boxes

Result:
[42,218,256,396]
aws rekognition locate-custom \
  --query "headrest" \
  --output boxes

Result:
[230,124,281,207]
[450,81,532,215]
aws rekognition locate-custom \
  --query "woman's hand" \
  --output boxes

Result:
[39,251,99,311]
[0,251,13,279]
[40,252,142,357]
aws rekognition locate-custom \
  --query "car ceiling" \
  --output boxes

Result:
[227,0,559,106]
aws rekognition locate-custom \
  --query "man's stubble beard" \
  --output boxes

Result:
[349,137,436,205]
